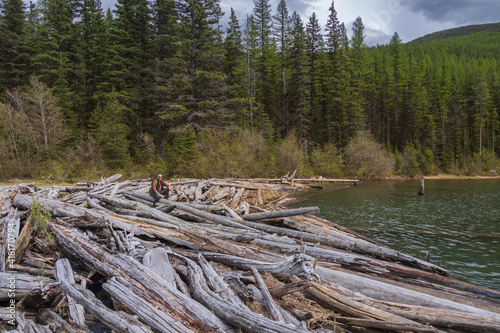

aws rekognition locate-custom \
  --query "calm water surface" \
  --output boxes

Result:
[290,179,500,291]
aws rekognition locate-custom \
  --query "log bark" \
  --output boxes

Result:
[58,280,154,333]
[14,214,34,264]
[37,309,92,333]
[103,277,195,333]
[250,266,285,322]
[0,272,54,300]
[55,259,86,329]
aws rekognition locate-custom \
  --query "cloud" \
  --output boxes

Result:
[399,0,500,25]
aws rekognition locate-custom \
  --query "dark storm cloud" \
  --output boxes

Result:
[400,0,500,24]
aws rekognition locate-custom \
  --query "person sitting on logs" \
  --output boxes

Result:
[149,173,171,207]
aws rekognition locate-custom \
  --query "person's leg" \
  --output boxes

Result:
[149,189,161,207]
[159,187,169,199]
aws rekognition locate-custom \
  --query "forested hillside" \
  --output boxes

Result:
[0,0,499,180]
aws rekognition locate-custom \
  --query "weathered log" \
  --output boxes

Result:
[314,265,500,317]
[229,187,245,208]
[103,277,195,333]
[50,222,232,332]
[191,251,319,281]
[359,297,500,333]
[59,280,153,333]
[300,279,438,332]
[0,272,54,301]
[180,226,272,262]
[250,266,285,322]
[37,308,92,333]
[268,280,311,298]
[334,317,437,333]
[259,212,447,275]
[242,206,320,221]
[13,194,153,238]
[1,207,20,273]
[171,252,308,333]
[14,214,34,264]
[142,248,177,291]
[54,259,86,329]
[242,218,447,273]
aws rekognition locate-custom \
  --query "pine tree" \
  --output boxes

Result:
[242,14,259,127]
[32,0,79,131]
[389,32,406,149]
[224,8,244,86]
[252,0,275,124]
[324,0,342,144]
[273,0,290,137]
[0,0,29,92]
[306,12,323,142]
[74,0,107,130]
[93,88,131,168]
[165,0,229,131]
[287,11,309,140]
[348,16,368,137]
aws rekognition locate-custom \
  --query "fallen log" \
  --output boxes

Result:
[0,272,54,301]
[13,194,154,238]
[171,252,308,333]
[359,297,500,333]
[299,279,438,332]
[315,265,500,317]
[242,206,320,221]
[103,277,195,333]
[54,259,86,329]
[58,280,154,333]
[50,222,232,332]
[334,317,438,333]
[37,308,92,333]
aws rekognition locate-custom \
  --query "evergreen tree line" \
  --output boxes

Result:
[0,0,499,180]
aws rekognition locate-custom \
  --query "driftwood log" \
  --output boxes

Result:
[1,176,500,333]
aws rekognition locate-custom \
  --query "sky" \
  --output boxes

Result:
[100,0,500,46]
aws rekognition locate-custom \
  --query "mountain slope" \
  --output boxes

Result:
[411,22,500,43]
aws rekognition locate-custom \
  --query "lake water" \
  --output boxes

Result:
[289,178,500,291]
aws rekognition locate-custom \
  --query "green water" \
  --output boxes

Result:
[289,179,500,291]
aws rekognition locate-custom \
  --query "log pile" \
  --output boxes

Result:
[1,174,500,333]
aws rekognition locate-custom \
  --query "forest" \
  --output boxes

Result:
[0,0,499,181]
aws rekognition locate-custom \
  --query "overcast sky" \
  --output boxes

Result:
[100,0,500,45]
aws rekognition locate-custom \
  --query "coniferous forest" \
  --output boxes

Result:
[0,0,499,180]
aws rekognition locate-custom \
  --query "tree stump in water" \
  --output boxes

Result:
[418,176,425,196]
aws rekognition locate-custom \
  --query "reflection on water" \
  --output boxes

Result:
[289,179,500,291]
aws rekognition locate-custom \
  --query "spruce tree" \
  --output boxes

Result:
[167,0,229,131]
[349,16,368,136]
[287,11,309,140]
[389,32,406,149]
[0,0,29,92]
[252,0,275,124]
[306,12,323,142]
[33,0,79,132]
[74,0,107,130]
[273,0,290,137]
